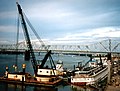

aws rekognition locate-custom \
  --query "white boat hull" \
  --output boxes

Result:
[71,66,108,86]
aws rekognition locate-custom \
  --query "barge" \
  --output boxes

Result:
[0,2,63,87]
[0,76,62,87]
[0,64,62,87]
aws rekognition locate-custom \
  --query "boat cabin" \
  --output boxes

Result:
[7,72,26,81]
[89,59,97,67]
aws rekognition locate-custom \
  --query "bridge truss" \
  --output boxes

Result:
[0,39,120,53]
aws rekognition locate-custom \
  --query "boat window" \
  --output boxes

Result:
[91,63,95,65]
[40,71,42,72]
[46,71,49,73]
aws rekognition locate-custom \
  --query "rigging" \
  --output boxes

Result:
[16,2,56,75]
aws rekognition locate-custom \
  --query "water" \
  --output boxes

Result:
[0,53,97,91]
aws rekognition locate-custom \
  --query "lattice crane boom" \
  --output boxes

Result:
[16,2,37,72]
[16,2,56,75]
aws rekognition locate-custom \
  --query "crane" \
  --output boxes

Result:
[16,2,55,75]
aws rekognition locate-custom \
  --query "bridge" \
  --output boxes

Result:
[0,39,120,54]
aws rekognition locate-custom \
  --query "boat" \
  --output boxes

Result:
[71,66,108,86]
[0,2,62,87]
[70,55,109,86]
[0,63,62,87]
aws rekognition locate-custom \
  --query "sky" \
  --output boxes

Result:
[0,0,120,45]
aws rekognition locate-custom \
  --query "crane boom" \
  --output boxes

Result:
[16,2,37,72]
[16,2,55,75]
[40,50,51,68]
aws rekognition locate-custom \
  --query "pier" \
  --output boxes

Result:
[105,56,120,91]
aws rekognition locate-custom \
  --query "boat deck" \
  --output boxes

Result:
[0,77,62,87]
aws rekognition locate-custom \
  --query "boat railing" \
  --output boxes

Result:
[87,66,107,76]
[92,66,108,77]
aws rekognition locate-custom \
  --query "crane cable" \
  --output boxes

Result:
[23,12,56,70]
[15,14,20,70]
[23,13,48,51]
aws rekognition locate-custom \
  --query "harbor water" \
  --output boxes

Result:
[0,53,97,91]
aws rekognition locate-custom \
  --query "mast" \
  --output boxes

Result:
[16,2,37,73]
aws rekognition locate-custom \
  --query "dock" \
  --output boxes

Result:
[105,57,120,91]
[105,85,120,91]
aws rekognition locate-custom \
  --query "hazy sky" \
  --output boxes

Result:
[0,0,120,45]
